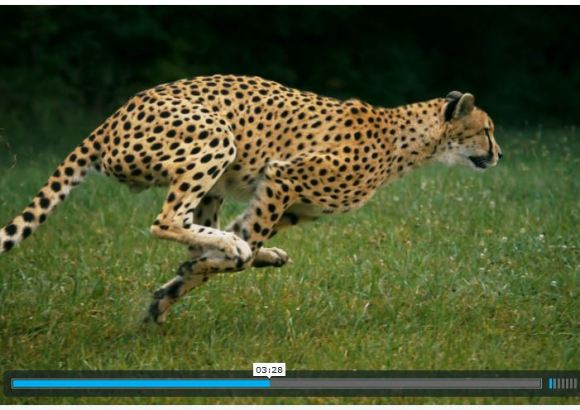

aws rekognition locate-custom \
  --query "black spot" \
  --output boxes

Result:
[153,126,164,134]
[124,154,135,163]
[50,182,62,192]
[207,165,218,176]
[199,131,209,140]
[200,154,212,163]
[22,212,34,222]
[65,167,75,176]
[3,240,14,251]
[179,182,190,192]
[22,227,32,239]
[40,198,51,209]
[5,224,17,236]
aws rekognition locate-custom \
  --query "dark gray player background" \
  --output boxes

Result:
[5,371,579,397]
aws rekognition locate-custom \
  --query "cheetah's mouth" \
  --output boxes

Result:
[468,155,490,169]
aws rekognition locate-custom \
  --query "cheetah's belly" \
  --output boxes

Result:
[209,171,259,202]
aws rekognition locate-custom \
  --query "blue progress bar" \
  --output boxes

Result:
[12,379,271,389]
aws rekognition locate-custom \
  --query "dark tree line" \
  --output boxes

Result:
[0,6,578,129]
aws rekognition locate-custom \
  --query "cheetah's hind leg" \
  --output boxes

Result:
[143,120,253,324]
[146,175,253,324]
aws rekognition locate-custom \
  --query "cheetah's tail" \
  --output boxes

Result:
[0,135,102,255]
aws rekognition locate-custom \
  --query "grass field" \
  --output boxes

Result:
[0,124,578,404]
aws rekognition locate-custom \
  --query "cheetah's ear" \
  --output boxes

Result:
[446,91,463,101]
[444,91,463,121]
[444,91,475,121]
[452,93,475,119]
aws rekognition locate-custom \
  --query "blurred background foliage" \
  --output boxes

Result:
[0,6,578,151]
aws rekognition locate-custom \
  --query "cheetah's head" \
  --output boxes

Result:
[437,91,502,171]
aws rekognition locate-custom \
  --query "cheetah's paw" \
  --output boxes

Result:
[253,247,291,268]
[203,233,253,268]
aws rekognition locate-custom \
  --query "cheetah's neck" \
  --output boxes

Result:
[375,98,446,184]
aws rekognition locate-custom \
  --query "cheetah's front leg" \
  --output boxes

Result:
[224,161,302,266]
[251,212,319,267]
[187,195,224,259]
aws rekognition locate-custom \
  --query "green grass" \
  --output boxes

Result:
[0,126,578,404]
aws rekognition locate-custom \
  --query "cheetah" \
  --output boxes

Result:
[0,75,502,324]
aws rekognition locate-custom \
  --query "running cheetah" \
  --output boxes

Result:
[0,75,502,323]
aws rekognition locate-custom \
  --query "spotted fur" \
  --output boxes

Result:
[0,75,502,323]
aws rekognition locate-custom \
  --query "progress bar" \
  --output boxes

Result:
[11,378,539,390]
[4,371,578,397]
[12,379,270,389]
